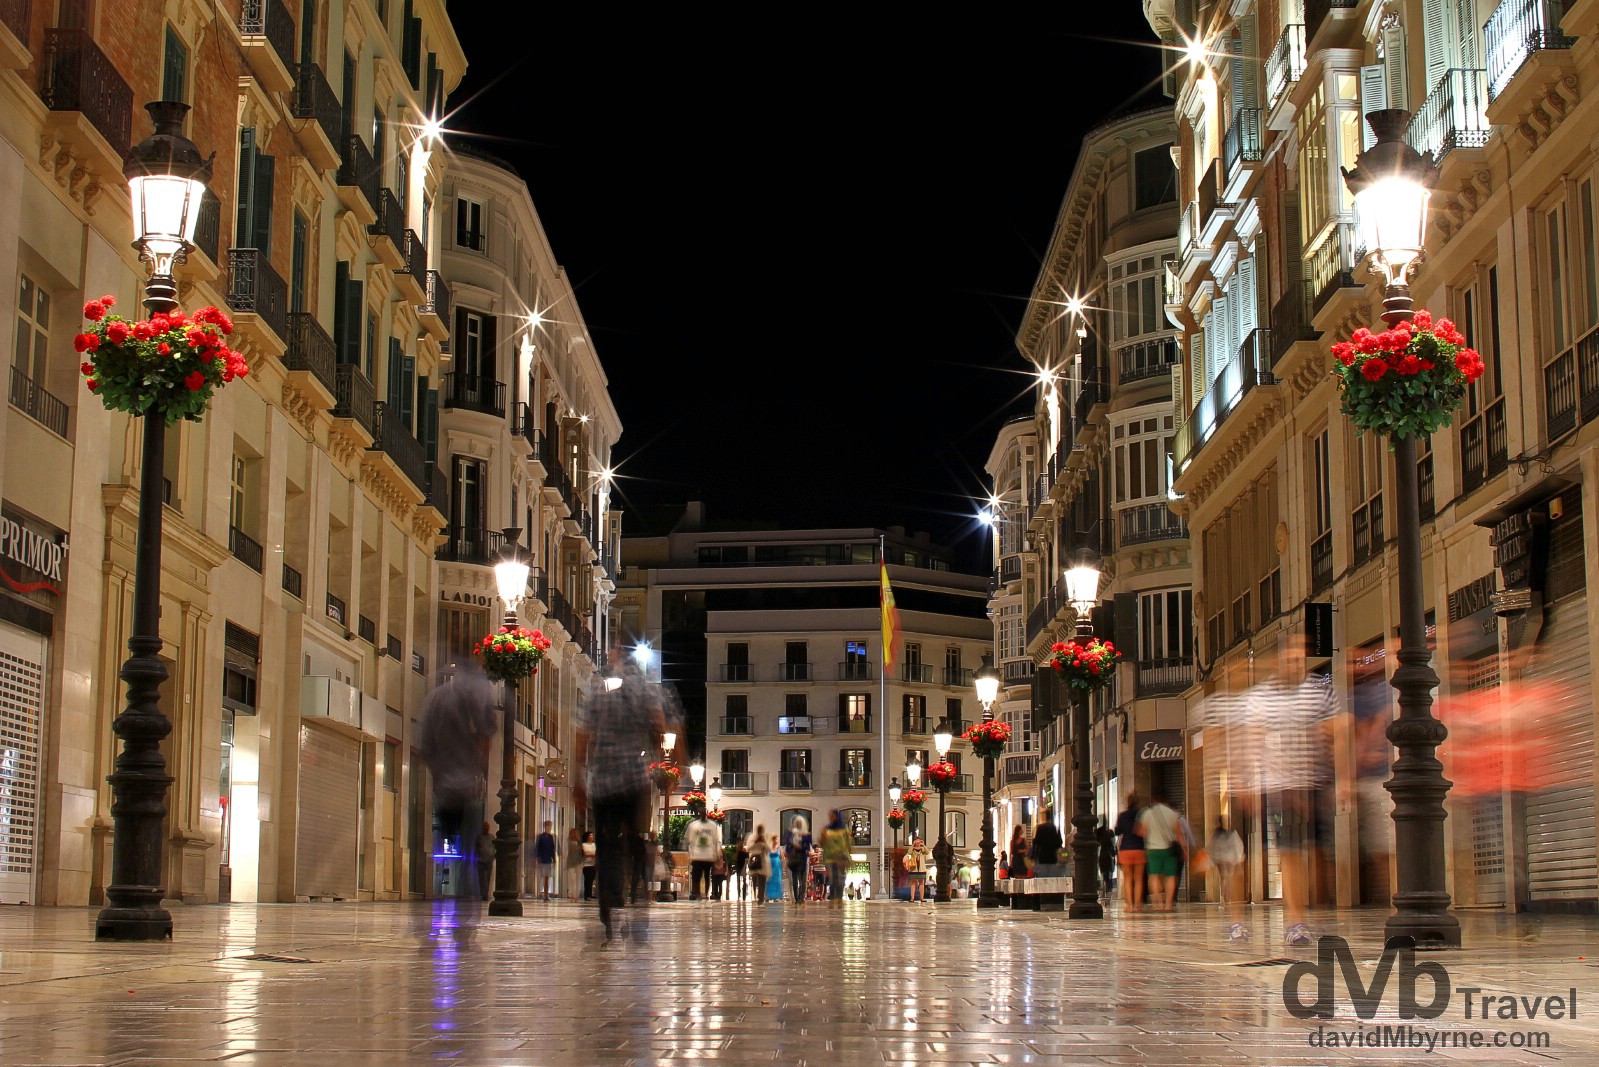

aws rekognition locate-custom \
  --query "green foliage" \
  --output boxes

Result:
[667,812,692,852]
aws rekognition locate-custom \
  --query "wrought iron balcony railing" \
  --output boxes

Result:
[238,0,295,72]
[1407,68,1490,165]
[1173,328,1275,473]
[192,190,222,264]
[1136,657,1193,698]
[283,311,338,397]
[40,28,133,153]
[402,228,427,284]
[1541,322,1599,442]
[1460,395,1509,495]
[1119,501,1188,546]
[333,363,375,435]
[292,62,340,150]
[337,134,380,209]
[369,400,427,493]
[369,187,404,249]
[422,268,450,323]
[229,526,264,572]
[8,366,68,438]
[1223,108,1263,176]
[838,661,873,681]
[440,372,504,417]
[1266,23,1307,110]
[1486,0,1575,101]
[226,248,289,341]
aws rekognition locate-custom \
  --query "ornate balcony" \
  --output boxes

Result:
[368,400,427,495]
[419,269,450,340]
[396,229,427,303]
[1174,328,1276,475]
[39,28,133,191]
[440,372,504,417]
[332,363,375,437]
[1542,322,1599,444]
[1119,337,1181,385]
[291,62,340,170]
[1486,0,1575,102]
[1459,396,1509,496]
[1265,24,1307,116]
[335,134,379,223]
[1135,657,1192,698]
[282,312,338,408]
[1307,220,1360,312]
[1119,502,1187,547]
[229,526,264,572]
[368,189,405,269]
[0,0,31,69]
[225,249,289,349]
[8,366,68,438]
[1408,69,1490,167]
[1222,108,1263,182]
[238,0,295,92]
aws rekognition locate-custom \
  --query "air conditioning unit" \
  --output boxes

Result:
[302,676,383,740]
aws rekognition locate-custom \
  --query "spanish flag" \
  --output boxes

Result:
[880,563,900,671]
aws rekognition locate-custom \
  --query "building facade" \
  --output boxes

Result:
[1148,0,1599,912]
[619,509,991,890]
[994,105,1192,869]
[433,145,620,883]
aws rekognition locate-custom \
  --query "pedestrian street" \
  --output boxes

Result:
[0,900,1594,1065]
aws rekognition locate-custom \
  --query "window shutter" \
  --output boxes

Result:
[401,354,416,430]
[342,277,364,365]
[1172,360,1187,424]
[1381,23,1408,111]
[1359,65,1388,150]
[1455,0,1477,73]
[1282,198,1305,282]
[1229,33,1246,118]
[422,384,439,462]
[1239,15,1260,110]
[455,199,469,246]
[1423,0,1450,95]
[162,27,187,104]
[838,694,846,721]
[251,150,275,255]
[290,212,308,313]
[1114,592,1139,659]
[1190,328,1205,404]
[1031,662,1058,727]
[235,128,257,248]
[483,313,498,380]
[1237,255,1258,339]
[387,338,404,411]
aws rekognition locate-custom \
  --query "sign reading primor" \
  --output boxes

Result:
[0,508,65,596]
[1135,729,1184,762]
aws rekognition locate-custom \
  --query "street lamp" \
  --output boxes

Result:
[689,759,705,790]
[931,720,955,903]
[487,528,531,917]
[707,775,723,811]
[96,103,213,942]
[905,758,923,844]
[657,730,677,901]
[973,653,1005,909]
[1064,551,1103,920]
[1343,110,1459,948]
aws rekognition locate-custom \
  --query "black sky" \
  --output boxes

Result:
[443,10,1166,568]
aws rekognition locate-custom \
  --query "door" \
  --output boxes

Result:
[294,722,360,899]
[0,627,46,903]
[1522,595,1596,904]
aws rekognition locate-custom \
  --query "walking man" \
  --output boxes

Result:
[685,811,722,900]
[473,821,495,901]
[1139,789,1183,912]
[532,821,558,901]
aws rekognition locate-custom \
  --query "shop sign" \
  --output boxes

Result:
[439,589,495,606]
[0,507,65,596]
[1135,729,1184,762]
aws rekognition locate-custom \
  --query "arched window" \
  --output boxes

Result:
[842,808,873,846]
[946,811,967,848]
[779,808,813,841]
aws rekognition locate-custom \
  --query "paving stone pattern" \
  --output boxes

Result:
[0,900,1595,1065]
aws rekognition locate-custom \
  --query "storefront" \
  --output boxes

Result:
[0,505,66,905]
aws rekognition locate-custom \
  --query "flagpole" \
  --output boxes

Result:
[879,533,888,899]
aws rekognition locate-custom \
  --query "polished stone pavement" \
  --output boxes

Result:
[0,896,1595,1065]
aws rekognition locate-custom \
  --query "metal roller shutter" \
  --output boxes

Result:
[294,722,360,900]
[0,628,45,903]
[1465,657,1506,906]
[1523,596,1595,903]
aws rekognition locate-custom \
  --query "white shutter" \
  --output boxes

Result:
[1456,0,1478,73]
[1173,360,1187,424]
[1213,297,1231,382]
[1239,15,1260,111]
[1360,65,1388,150]
[1523,597,1596,902]
[1191,328,1206,405]
[1230,33,1246,118]
[1423,0,1450,94]
[1382,22,1409,111]
[1237,255,1259,339]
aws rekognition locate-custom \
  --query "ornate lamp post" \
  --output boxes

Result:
[888,777,903,850]
[96,103,213,942]
[1342,110,1460,948]
[656,728,677,901]
[1064,553,1103,920]
[972,654,1005,908]
[905,758,923,845]
[689,758,705,794]
[931,720,955,903]
[488,529,531,917]
[707,775,722,812]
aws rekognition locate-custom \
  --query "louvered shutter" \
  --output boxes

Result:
[341,277,363,365]
[235,128,257,248]
[1456,0,1478,72]
[422,384,439,462]
[1173,360,1187,424]
[401,355,416,431]
[483,313,498,380]
[250,150,275,255]
[1382,22,1409,111]
[1191,327,1206,403]
[1423,0,1450,95]
[1114,592,1139,656]
[1237,255,1259,339]
[1360,65,1388,150]
[1230,33,1246,119]
[1239,15,1260,110]
[387,338,404,412]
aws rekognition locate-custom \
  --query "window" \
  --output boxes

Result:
[290,211,308,313]
[779,694,808,733]
[945,811,967,848]
[946,698,964,732]
[14,273,50,384]
[1312,430,1332,537]
[383,739,399,792]
[162,25,187,103]
[844,640,869,664]
[456,195,485,250]
[1134,144,1176,210]
[724,809,753,846]
[720,749,749,774]
[779,750,811,791]
[1109,253,1176,344]
[458,308,487,379]
[1351,430,1384,566]
[841,693,870,732]
[1113,412,1176,505]
[779,809,812,837]
[902,694,926,732]
[229,454,250,533]
[235,128,274,253]
[998,603,1023,662]
[364,308,375,380]
[1139,589,1194,662]
[840,749,871,788]
[451,456,485,539]
[843,808,872,846]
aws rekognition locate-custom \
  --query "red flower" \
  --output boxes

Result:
[185,370,207,391]
[1331,341,1356,366]
[73,333,93,353]
[1419,359,1435,371]
[157,342,172,355]
[79,361,94,375]
[105,321,130,344]
[199,347,216,363]
[86,379,98,391]
[1396,355,1423,375]
[101,294,115,307]
[150,314,170,333]
[1361,358,1390,381]
[83,300,106,321]
[1411,309,1433,331]
[167,310,186,328]
[131,322,153,341]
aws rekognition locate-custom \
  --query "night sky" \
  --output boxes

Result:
[443,10,1166,569]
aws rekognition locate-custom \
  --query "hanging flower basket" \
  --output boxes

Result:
[887,809,907,829]
[900,788,927,813]
[648,761,681,791]
[964,719,1011,760]
[926,760,958,793]
[1049,638,1123,692]
[1331,310,1484,438]
[471,626,552,684]
[76,296,250,425]
[705,808,727,823]
[681,790,708,815]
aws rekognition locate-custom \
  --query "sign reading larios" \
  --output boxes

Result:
[0,507,65,597]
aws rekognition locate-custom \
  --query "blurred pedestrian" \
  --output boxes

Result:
[1032,809,1065,877]
[685,810,722,900]
[1095,818,1117,895]
[1114,794,1146,911]
[473,821,495,901]
[821,809,851,906]
[418,665,498,851]
[1139,789,1182,912]
[745,825,769,904]
[767,834,783,901]
[1208,818,1244,905]
[576,647,675,943]
[581,830,598,900]
[731,838,748,900]
[1009,825,1029,879]
[532,821,558,901]
[783,815,813,905]
[903,837,930,902]
[564,827,584,899]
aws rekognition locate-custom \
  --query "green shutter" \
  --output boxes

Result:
[401,355,416,430]
[290,212,308,313]
[423,386,439,462]
[162,26,187,103]
[235,129,257,248]
[251,150,275,255]
[387,337,404,411]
